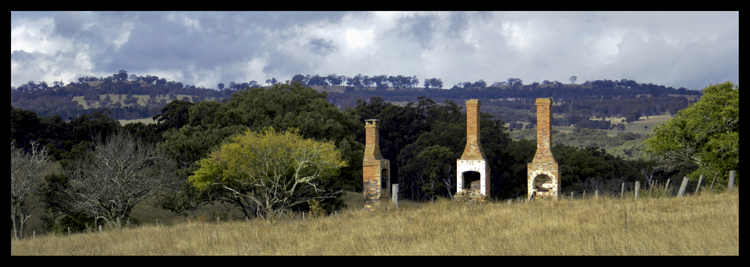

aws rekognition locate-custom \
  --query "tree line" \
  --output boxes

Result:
[11,80,734,239]
[12,69,701,123]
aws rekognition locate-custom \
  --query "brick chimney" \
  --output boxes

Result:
[532,98,554,163]
[460,99,486,160]
[363,119,390,211]
[364,119,384,161]
[456,99,489,201]
[528,98,559,200]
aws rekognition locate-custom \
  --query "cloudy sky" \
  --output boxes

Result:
[11,11,738,91]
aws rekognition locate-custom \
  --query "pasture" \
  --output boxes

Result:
[72,94,199,109]
[549,113,673,137]
[11,190,738,255]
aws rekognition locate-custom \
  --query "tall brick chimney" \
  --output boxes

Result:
[456,99,489,201]
[528,98,559,200]
[363,119,389,211]
[364,119,384,161]
[460,99,486,160]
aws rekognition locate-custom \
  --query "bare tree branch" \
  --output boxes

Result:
[63,132,176,228]
[11,141,49,240]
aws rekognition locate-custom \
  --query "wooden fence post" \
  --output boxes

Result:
[677,177,689,197]
[68,227,70,237]
[595,190,599,199]
[695,175,703,194]
[635,181,640,199]
[728,170,736,192]
[709,173,718,192]
[621,183,625,199]
[99,225,102,233]
[648,180,654,198]
[583,190,586,199]
[664,179,671,195]
[392,184,399,209]
[570,191,574,200]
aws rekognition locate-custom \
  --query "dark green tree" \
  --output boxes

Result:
[158,81,363,216]
[644,81,739,184]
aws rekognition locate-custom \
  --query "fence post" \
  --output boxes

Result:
[99,225,102,233]
[695,175,703,194]
[677,177,689,197]
[595,190,599,199]
[621,183,625,199]
[68,227,70,237]
[570,191,574,200]
[635,181,640,199]
[728,170,736,192]
[648,180,654,198]
[709,173,718,192]
[664,179,671,195]
[392,184,399,209]
[583,190,586,199]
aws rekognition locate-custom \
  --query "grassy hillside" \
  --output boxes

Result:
[72,94,200,109]
[557,113,674,137]
[11,191,738,255]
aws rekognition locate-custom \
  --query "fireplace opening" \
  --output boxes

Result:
[462,171,481,193]
[381,168,389,195]
[533,174,554,195]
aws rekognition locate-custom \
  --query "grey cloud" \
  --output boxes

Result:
[395,13,438,49]
[307,37,338,56]
[11,11,738,90]
[262,51,314,79]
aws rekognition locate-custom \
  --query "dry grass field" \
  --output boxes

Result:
[72,94,200,109]
[551,113,674,137]
[11,190,738,255]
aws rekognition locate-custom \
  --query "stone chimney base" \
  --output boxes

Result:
[363,159,389,212]
[455,159,489,202]
[527,162,559,201]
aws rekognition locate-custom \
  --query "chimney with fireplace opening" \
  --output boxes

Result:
[527,98,560,201]
[363,119,390,211]
[456,99,490,202]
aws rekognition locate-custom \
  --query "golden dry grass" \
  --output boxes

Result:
[11,191,738,255]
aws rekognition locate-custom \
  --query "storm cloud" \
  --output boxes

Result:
[11,11,738,90]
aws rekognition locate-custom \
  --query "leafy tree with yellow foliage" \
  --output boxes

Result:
[189,127,347,219]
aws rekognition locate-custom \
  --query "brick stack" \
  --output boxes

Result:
[456,99,490,202]
[363,119,390,212]
[527,98,560,200]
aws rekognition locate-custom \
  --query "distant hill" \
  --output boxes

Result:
[11,75,701,133]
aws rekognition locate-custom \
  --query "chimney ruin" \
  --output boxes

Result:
[363,119,390,212]
[455,99,490,202]
[528,98,560,201]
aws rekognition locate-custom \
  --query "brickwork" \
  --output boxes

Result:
[363,119,390,212]
[528,98,560,200]
[460,99,486,160]
[456,99,489,201]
